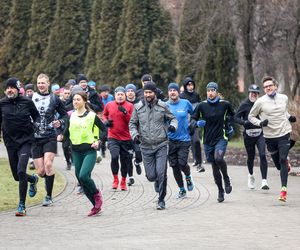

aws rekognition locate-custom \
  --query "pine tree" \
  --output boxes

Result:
[41,0,89,82]
[96,0,124,85]
[84,0,103,81]
[0,0,32,81]
[0,0,13,47]
[24,0,56,82]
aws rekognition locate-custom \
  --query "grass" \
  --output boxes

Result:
[227,136,245,149]
[0,158,66,212]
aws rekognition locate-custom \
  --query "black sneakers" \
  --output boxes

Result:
[217,191,225,203]
[134,161,142,175]
[224,177,232,194]
[156,200,166,210]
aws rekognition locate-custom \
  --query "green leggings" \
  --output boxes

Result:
[72,149,98,205]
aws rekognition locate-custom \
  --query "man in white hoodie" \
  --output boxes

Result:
[248,76,296,202]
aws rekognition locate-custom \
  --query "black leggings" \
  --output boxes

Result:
[265,133,290,187]
[127,142,143,177]
[244,134,268,179]
[108,139,133,178]
[6,143,35,204]
[191,128,202,165]
[212,150,230,192]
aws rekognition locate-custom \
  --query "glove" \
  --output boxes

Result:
[226,126,234,140]
[243,120,252,129]
[289,116,296,123]
[260,119,268,127]
[104,120,113,127]
[134,135,141,144]
[196,120,206,128]
[118,105,127,115]
[168,125,176,133]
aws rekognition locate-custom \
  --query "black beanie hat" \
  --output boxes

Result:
[141,74,152,82]
[5,77,21,91]
[183,77,195,86]
[77,74,88,83]
[24,83,34,91]
[143,81,157,93]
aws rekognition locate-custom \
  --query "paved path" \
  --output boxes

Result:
[0,142,299,249]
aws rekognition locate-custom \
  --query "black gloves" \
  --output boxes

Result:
[260,119,268,127]
[104,120,113,128]
[243,120,252,129]
[168,125,176,133]
[118,105,127,115]
[289,116,296,123]
[134,135,141,144]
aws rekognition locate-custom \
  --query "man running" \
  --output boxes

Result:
[32,73,67,206]
[248,76,296,202]
[0,77,40,216]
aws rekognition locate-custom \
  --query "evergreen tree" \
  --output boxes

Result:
[0,0,13,46]
[148,8,176,88]
[0,0,32,81]
[199,31,241,107]
[84,0,103,81]
[96,0,124,85]
[24,0,56,82]
[41,0,89,82]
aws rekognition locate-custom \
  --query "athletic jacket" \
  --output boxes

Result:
[129,99,178,149]
[103,100,133,141]
[191,99,235,146]
[0,95,40,148]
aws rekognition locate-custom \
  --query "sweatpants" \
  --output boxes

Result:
[141,145,168,202]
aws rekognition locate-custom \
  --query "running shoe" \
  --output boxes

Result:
[197,165,205,173]
[248,174,255,189]
[94,190,103,211]
[134,161,142,175]
[261,179,270,190]
[28,174,39,198]
[177,189,187,199]
[156,200,166,210]
[127,177,135,186]
[224,177,232,194]
[29,160,35,170]
[217,191,225,203]
[278,186,287,202]
[120,177,127,191]
[88,206,101,216]
[15,203,26,216]
[96,153,102,163]
[112,175,119,189]
[77,186,84,194]
[42,196,53,206]
[186,176,194,191]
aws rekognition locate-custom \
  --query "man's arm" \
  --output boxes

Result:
[129,108,139,140]
[248,100,262,126]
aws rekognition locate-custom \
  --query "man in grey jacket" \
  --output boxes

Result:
[129,81,178,210]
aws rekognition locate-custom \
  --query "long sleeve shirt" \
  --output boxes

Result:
[248,93,291,138]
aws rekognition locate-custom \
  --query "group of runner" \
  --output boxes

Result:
[0,73,296,217]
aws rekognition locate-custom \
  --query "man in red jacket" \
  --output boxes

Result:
[103,86,134,191]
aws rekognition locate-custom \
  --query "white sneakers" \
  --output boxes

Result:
[248,174,255,189]
[261,179,270,190]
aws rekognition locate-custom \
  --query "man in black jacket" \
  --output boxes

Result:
[0,78,40,216]
[180,77,204,172]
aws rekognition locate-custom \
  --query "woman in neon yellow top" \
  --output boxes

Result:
[61,91,106,216]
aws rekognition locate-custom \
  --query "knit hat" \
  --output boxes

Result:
[143,81,156,92]
[168,82,179,92]
[206,82,218,91]
[141,74,152,82]
[5,77,21,91]
[125,83,137,93]
[24,83,34,91]
[71,85,83,96]
[77,74,88,83]
[99,85,110,92]
[88,81,96,87]
[114,86,126,93]
[51,84,60,92]
[67,79,76,86]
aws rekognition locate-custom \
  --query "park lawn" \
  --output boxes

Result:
[227,137,244,149]
[0,158,66,212]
